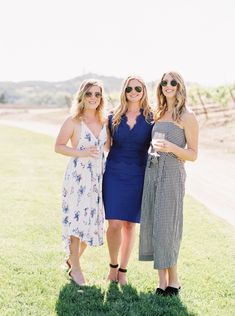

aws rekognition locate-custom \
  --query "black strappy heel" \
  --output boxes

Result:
[107,263,119,282]
[118,267,128,285]
[109,263,119,269]
[65,258,71,271]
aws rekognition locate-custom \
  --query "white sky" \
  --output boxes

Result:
[1,0,235,86]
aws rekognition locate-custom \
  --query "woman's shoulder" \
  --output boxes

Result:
[104,110,115,122]
[64,115,81,124]
[181,107,198,127]
[61,115,81,130]
[103,111,115,130]
[143,109,154,125]
[103,116,110,126]
[182,107,197,118]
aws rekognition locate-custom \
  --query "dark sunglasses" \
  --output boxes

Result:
[160,80,177,87]
[85,91,102,98]
[125,86,143,93]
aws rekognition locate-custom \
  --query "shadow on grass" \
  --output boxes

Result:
[56,281,196,316]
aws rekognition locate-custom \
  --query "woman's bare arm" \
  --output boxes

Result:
[154,112,199,161]
[55,117,99,158]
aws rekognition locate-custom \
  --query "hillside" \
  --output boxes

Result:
[0,73,126,107]
[1,73,232,110]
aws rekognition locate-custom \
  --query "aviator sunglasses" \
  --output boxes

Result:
[160,80,178,87]
[125,86,143,93]
[85,91,102,98]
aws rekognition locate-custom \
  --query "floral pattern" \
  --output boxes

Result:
[62,122,107,254]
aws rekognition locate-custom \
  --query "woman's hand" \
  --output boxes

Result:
[153,139,176,153]
[79,146,99,158]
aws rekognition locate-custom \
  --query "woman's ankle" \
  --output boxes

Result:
[168,280,180,288]
[158,283,167,290]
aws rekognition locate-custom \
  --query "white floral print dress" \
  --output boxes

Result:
[62,121,107,254]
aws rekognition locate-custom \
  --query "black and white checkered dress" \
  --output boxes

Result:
[139,121,186,269]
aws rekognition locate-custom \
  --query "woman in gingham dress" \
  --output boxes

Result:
[55,79,109,286]
[139,71,199,296]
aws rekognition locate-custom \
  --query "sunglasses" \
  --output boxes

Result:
[85,91,102,98]
[125,86,143,93]
[160,80,177,87]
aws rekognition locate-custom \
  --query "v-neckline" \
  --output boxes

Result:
[82,121,104,140]
[124,110,142,131]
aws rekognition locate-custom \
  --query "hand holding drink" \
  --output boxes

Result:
[152,132,165,157]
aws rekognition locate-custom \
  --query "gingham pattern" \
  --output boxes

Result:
[139,122,187,269]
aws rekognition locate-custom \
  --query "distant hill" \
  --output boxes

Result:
[0,73,197,107]
[0,73,127,107]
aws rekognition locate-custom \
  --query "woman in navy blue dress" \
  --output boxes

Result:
[103,75,153,285]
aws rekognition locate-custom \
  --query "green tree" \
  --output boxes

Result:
[0,92,6,104]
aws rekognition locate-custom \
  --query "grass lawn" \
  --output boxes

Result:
[0,125,234,316]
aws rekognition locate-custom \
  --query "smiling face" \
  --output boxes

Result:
[125,79,144,104]
[161,73,178,100]
[84,85,102,110]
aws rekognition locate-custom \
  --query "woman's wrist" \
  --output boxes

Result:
[76,149,85,158]
[170,143,178,155]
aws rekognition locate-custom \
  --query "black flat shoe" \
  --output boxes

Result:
[155,288,165,296]
[165,286,181,296]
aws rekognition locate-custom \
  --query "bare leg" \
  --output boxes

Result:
[69,236,86,285]
[78,241,87,258]
[158,269,168,290]
[168,264,180,288]
[67,241,87,268]
[106,220,122,281]
[118,221,136,285]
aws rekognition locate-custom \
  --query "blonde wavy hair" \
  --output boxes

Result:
[154,71,187,122]
[112,75,152,129]
[70,79,105,123]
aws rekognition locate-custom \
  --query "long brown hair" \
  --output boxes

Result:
[112,75,152,129]
[70,79,105,123]
[154,71,186,122]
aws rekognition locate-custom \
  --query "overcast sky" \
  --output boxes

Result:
[1,0,235,86]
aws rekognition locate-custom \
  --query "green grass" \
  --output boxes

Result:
[0,125,235,316]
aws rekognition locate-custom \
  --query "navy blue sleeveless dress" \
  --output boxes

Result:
[103,110,153,223]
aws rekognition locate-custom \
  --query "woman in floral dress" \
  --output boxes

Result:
[55,79,109,285]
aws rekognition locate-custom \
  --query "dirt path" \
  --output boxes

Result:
[185,150,235,227]
[1,114,234,228]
